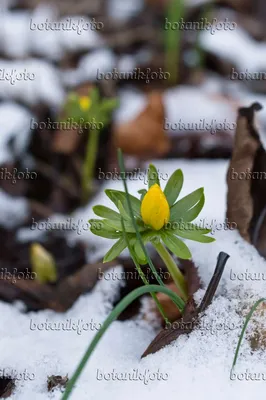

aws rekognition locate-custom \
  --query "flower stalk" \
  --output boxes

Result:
[152,240,188,301]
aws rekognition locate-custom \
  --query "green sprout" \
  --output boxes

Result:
[62,88,118,203]
[165,0,185,85]
[231,298,266,375]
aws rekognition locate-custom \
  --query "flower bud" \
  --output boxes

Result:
[141,184,170,230]
[30,243,57,284]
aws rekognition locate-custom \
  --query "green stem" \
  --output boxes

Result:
[82,128,100,203]
[61,285,185,400]
[121,218,168,322]
[152,240,188,301]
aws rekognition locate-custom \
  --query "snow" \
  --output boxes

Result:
[0,6,104,60]
[63,48,117,86]
[106,0,144,22]
[200,25,266,73]
[113,89,148,124]
[0,59,65,107]
[1,159,266,399]
[0,102,33,164]
[164,86,237,135]
[0,189,29,228]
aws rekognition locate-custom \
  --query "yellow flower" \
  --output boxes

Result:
[141,184,170,230]
[79,96,91,111]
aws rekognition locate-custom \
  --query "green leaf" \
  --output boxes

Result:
[164,169,183,206]
[105,189,141,219]
[132,230,159,265]
[138,189,147,202]
[184,192,205,222]
[104,218,145,233]
[174,228,215,243]
[90,229,122,239]
[93,205,121,221]
[148,164,160,188]
[166,221,210,234]
[89,219,122,239]
[101,98,119,113]
[134,240,147,265]
[170,188,204,222]
[117,200,131,221]
[161,231,192,259]
[103,237,127,262]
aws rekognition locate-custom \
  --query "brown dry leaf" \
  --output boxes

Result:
[226,102,266,257]
[142,296,199,357]
[113,91,170,158]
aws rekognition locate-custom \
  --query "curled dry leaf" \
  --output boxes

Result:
[226,102,266,257]
[113,91,170,158]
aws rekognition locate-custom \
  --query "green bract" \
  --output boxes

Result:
[89,165,215,264]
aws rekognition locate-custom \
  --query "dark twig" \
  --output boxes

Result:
[198,251,230,314]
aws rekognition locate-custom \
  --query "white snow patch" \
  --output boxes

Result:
[200,26,266,73]
[164,86,237,135]
[0,59,65,108]
[0,6,104,60]
[0,102,33,164]
[107,0,144,21]
[0,189,29,228]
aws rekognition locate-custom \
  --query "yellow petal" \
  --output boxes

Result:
[79,96,91,111]
[141,184,170,230]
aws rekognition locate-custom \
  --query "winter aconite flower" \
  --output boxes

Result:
[61,87,118,203]
[89,163,215,265]
[79,96,91,111]
[141,184,170,230]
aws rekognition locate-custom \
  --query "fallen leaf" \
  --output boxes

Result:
[114,91,170,158]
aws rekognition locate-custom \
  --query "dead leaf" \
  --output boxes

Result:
[113,91,170,158]
[226,102,266,257]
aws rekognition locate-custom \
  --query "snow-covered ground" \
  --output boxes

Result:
[2,160,266,399]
